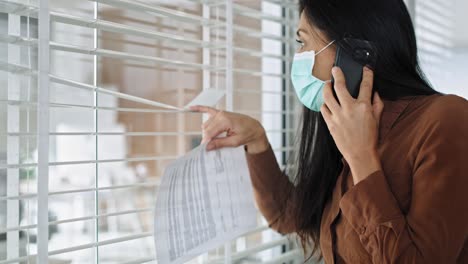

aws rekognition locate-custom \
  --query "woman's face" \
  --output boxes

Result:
[296,11,336,81]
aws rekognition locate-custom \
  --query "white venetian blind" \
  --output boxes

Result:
[0,0,303,263]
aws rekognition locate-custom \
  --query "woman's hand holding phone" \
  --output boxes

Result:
[321,66,385,185]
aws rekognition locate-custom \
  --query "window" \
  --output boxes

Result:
[407,0,462,96]
[1,0,302,263]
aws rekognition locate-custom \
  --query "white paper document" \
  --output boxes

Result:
[154,143,258,264]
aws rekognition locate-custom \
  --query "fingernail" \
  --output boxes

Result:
[332,67,338,74]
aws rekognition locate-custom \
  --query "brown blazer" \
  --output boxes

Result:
[245,94,468,263]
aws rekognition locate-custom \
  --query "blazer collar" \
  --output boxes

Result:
[378,95,417,143]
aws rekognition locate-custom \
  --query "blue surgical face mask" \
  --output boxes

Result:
[291,40,335,112]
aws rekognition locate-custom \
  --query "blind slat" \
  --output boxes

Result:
[93,0,218,26]
[209,237,290,264]
[1,155,179,169]
[0,181,160,202]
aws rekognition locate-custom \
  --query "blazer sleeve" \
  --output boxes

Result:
[245,143,297,235]
[339,95,468,263]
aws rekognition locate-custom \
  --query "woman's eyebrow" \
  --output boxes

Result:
[296,28,307,38]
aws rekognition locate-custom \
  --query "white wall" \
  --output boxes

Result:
[435,0,468,99]
[432,48,468,99]
[451,0,468,98]
[454,0,468,48]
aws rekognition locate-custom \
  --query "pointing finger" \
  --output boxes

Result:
[188,105,219,116]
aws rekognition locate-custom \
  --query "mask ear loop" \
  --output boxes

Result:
[316,40,336,56]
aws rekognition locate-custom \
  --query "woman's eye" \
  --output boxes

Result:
[295,39,304,46]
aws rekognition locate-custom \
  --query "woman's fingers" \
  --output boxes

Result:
[202,122,225,143]
[331,67,354,107]
[201,110,222,129]
[189,105,221,142]
[201,115,214,130]
[358,67,374,102]
[322,81,340,114]
[201,113,230,143]
[320,104,333,126]
[372,91,384,127]
[206,136,240,151]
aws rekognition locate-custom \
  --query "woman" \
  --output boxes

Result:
[190,0,468,263]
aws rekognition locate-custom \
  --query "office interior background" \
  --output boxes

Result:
[0,0,467,263]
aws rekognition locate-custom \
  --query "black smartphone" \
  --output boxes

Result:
[332,38,377,100]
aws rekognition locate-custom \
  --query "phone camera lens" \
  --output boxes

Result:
[354,49,371,61]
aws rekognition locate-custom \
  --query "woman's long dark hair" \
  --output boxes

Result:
[284,0,442,261]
